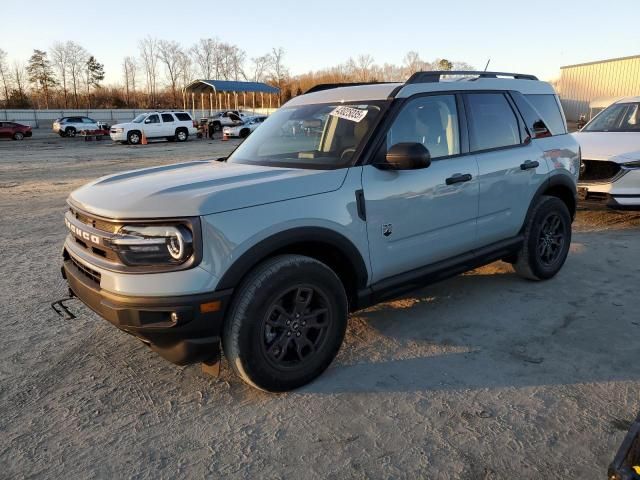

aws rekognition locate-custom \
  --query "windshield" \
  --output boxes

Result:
[584,102,640,132]
[132,114,147,123]
[227,101,384,169]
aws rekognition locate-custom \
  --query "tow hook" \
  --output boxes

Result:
[51,293,77,320]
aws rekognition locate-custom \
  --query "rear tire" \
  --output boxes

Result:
[513,195,572,280]
[175,128,188,142]
[222,254,348,392]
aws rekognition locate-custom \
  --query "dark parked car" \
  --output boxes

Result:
[0,122,32,140]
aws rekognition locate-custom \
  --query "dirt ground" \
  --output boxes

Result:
[1,132,639,479]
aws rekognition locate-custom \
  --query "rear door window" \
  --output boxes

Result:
[465,93,521,151]
[525,94,566,135]
[161,113,175,122]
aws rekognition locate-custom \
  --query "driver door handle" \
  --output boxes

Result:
[520,160,540,170]
[445,173,473,185]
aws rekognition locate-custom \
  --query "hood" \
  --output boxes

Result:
[110,122,132,129]
[69,160,348,218]
[572,132,640,162]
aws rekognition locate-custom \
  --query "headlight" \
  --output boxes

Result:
[109,224,194,265]
[622,160,640,169]
[112,128,124,133]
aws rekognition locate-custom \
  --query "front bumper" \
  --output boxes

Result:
[110,131,126,142]
[61,257,232,365]
[578,167,640,209]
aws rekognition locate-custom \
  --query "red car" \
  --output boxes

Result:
[0,121,32,140]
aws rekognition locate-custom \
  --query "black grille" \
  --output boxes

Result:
[580,160,622,183]
[70,208,120,233]
[71,257,101,285]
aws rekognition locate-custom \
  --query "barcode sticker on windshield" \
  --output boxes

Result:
[329,106,368,123]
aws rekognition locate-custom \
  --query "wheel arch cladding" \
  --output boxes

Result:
[521,174,577,234]
[216,227,369,309]
[546,174,577,219]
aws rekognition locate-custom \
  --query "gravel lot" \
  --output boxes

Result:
[1,132,639,479]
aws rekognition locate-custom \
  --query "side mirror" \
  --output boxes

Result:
[377,143,431,170]
[532,120,551,138]
[144,118,151,124]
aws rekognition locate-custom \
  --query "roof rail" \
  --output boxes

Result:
[406,71,539,84]
[305,82,394,94]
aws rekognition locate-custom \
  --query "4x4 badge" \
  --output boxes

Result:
[382,224,393,237]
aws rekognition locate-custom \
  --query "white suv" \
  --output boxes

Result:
[110,111,197,145]
[53,116,101,137]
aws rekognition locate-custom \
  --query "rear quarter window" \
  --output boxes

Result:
[175,113,192,121]
[525,94,567,135]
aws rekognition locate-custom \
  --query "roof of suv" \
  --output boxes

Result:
[287,71,556,107]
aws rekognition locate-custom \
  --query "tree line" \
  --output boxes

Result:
[0,39,473,110]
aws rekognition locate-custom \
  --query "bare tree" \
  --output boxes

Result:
[158,40,184,107]
[191,38,218,79]
[51,43,70,107]
[122,56,137,107]
[270,47,288,102]
[12,61,29,107]
[66,42,89,108]
[347,54,375,82]
[0,48,10,107]
[139,37,160,106]
[250,53,272,82]
[403,51,428,78]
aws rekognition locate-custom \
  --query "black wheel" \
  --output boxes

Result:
[127,131,141,145]
[240,128,250,138]
[513,195,571,280]
[13,132,24,140]
[175,128,188,142]
[210,121,221,133]
[222,254,348,392]
[65,127,76,137]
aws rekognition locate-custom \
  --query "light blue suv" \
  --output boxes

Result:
[59,71,580,392]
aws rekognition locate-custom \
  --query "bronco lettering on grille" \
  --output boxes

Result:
[65,218,101,245]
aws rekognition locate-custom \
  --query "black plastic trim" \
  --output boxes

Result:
[216,227,369,291]
[63,258,230,365]
[355,189,366,221]
[356,236,524,309]
[406,71,538,84]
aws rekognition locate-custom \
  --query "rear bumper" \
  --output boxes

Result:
[62,258,231,365]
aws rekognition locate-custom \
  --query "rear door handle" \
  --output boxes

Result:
[520,160,540,170]
[445,173,473,185]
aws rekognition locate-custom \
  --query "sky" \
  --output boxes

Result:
[2,0,639,83]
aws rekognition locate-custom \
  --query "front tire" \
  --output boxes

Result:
[222,255,348,392]
[65,127,76,137]
[513,195,572,280]
[13,132,24,140]
[127,131,141,145]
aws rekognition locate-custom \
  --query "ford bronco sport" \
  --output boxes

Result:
[59,71,580,392]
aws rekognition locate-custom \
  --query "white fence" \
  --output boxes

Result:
[1,108,277,128]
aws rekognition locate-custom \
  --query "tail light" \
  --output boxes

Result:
[193,120,198,128]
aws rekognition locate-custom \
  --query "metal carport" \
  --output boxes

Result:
[182,80,280,118]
